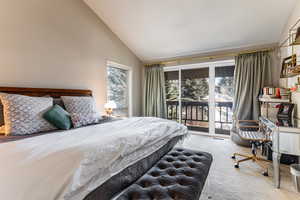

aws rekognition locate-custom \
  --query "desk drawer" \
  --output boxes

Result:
[279,132,300,156]
[266,147,298,165]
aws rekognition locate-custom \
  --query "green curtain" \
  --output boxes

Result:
[143,64,167,118]
[233,51,272,120]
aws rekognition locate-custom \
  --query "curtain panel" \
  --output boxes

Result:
[233,51,272,120]
[143,64,167,118]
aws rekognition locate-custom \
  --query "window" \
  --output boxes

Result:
[107,62,131,117]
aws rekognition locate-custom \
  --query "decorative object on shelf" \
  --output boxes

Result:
[290,85,298,92]
[275,88,281,98]
[262,87,276,98]
[280,88,290,99]
[291,23,300,45]
[296,77,300,93]
[277,103,294,119]
[104,101,117,116]
[295,26,300,44]
[262,87,289,99]
[280,54,297,78]
[291,64,300,74]
[296,27,300,43]
[296,84,300,93]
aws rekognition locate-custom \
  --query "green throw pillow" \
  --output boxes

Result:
[43,104,72,130]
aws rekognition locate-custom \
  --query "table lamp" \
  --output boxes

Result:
[104,101,117,116]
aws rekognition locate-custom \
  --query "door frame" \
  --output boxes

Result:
[164,59,235,136]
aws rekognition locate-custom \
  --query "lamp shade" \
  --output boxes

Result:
[104,101,117,109]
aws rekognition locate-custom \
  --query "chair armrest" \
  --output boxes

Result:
[237,120,260,129]
[238,125,260,128]
[238,120,259,123]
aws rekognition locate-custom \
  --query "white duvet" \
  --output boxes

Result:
[0,117,187,200]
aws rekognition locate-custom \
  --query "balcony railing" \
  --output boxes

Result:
[166,101,233,135]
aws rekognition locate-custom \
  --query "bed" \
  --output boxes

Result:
[0,87,188,200]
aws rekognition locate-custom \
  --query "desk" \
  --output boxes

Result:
[258,98,289,118]
[260,116,300,188]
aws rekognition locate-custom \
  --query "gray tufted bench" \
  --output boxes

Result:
[115,148,213,200]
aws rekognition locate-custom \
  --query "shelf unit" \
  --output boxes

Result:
[259,98,290,103]
[280,18,300,78]
[259,98,290,118]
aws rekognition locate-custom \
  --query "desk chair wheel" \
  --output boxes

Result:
[234,163,239,168]
[231,155,236,159]
[262,171,268,176]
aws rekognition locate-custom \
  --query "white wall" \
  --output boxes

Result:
[279,1,300,118]
[0,0,142,116]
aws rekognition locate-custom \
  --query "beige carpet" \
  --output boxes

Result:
[179,133,300,200]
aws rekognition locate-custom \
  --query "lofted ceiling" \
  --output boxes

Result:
[84,0,297,62]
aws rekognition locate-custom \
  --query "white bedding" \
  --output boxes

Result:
[0,117,187,200]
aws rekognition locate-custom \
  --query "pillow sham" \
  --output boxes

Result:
[70,112,102,128]
[43,104,72,130]
[0,93,56,135]
[61,96,101,128]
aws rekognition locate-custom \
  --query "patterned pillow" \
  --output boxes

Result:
[0,93,56,135]
[70,112,101,128]
[61,96,101,128]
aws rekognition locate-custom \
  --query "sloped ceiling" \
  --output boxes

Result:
[84,0,297,62]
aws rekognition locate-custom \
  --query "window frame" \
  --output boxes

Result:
[106,61,132,117]
[164,59,235,136]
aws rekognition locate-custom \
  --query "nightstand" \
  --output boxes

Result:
[101,115,126,122]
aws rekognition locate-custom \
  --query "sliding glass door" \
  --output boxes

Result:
[164,60,235,135]
[165,70,180,122]
[214,66,235,134]
[215,66,234,135]
[181,67,210,132]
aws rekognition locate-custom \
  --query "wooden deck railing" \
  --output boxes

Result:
[166,101,233,134]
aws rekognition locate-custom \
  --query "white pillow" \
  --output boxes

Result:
[0,93,56,135]
[61,96,101,128]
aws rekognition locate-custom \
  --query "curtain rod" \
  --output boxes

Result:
[146,47,276,66]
